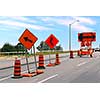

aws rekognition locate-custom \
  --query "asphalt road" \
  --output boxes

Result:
[0,52,100,83]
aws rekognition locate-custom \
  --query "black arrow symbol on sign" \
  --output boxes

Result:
[24,37,33,43]
[50,37,54,46]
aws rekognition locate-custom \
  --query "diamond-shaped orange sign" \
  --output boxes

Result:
[45,34,59,49]
[19,29,38,50]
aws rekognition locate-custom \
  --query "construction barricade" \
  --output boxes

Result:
[22,54,45,77]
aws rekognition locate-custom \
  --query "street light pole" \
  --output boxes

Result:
[69,20,79,58]
[69,24,71,51]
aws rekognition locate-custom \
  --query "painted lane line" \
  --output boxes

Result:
[0,69,33,82]
[77,62,86,67]
[37,74,58,83]
[0,75,13,82]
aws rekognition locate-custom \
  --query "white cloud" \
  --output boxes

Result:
[40,17,52,22]
[0,16,97,32]
[72,24,94,32]
[9,16,28,21]
[46,23,55,26]
[37,16,97,33]
[40,16,96,32]
[0,20,51,30]
[7,16,36,23]
[40,16,71,25]
[72,16,96,25]
[40,16,96,26]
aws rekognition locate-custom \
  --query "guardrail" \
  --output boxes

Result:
[0,54,68,70]
[0,52,25,56]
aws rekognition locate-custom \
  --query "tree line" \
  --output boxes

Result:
[0,41,63,52]
[0,43,25,52]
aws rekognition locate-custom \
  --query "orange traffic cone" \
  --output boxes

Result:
[37,54,45,69]
[77,50,80,56]
[12,58,23,78]
[70,51,74,58]
[55,53,60,65]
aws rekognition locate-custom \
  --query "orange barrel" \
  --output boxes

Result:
[37,54,45,69]
[70,51,74,58]
[12,58,23,78]
[55,53,60,65]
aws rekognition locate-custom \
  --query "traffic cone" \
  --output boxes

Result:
[37,54,45,69]
[55,53,60,65]
[70,51,74,58]
[77,50,80,56]
[12,58,23,78]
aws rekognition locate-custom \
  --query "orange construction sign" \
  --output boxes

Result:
[45,34,59,49]
[19,29,38,50]
[78,32,96,42]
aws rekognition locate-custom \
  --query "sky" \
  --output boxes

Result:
[0,16,100,51]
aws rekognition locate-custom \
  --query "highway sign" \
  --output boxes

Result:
[78,32,96,42]
[19,29,38,50]
[45,34,59,49]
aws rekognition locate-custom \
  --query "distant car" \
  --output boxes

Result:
[95,48,100,52]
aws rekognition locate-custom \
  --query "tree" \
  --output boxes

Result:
[0,43,26,53]
[15,43,25,53]
[37,41,63,51]
[54,45,63,51]
[1,43,15,52]
[37,41,50,51]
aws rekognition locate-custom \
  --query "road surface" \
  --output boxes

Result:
[0,52,100,83]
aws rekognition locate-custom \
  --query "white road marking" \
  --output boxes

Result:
[0,75,13,82]
[37,74,58,83]
[77,62,86,67]
[0,69,33,82]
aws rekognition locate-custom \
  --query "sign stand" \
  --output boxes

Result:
[45,34,59,67]
[49,50,51,64]
[47,49,55,66]
[33,46,38,72]
[25,49,30,73]
[18,29,39,77]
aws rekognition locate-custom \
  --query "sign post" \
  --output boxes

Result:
[33,45,38,71]
[19,29,38,73]
[25,49,30,73]
[45,34,59,66]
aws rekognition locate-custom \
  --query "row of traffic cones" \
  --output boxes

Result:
[47,53,61,67]
[12,58,45,78]
[12,53,61,79]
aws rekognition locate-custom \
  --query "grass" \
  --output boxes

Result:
[0,50,78,58]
